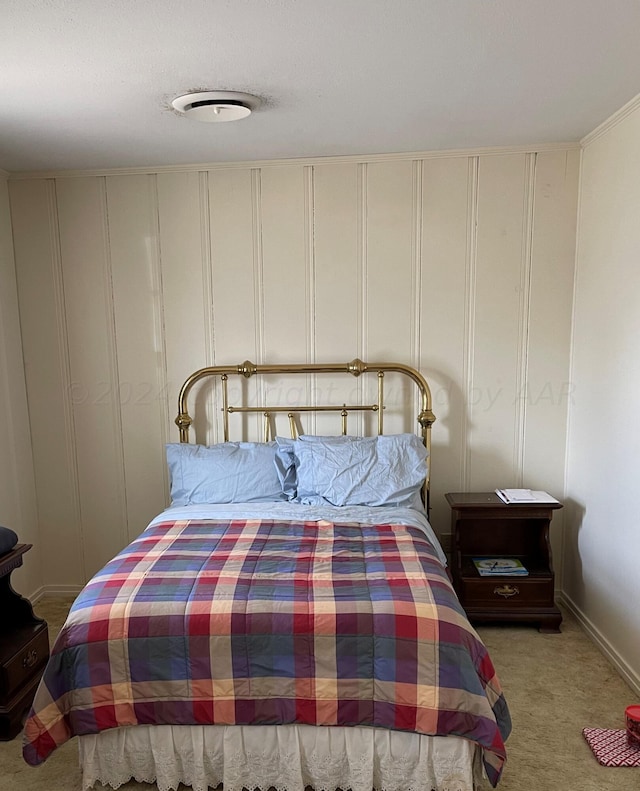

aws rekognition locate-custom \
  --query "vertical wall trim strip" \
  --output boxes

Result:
[99,176,129,546]
[462,157,479,490]
[200,171,217,443]
[304,165,316,365]
[46,179,87,581]
[514,153,536,485]
[562,148,583,589]
[356,163,368,429]
[0,211,28,541]
[148,175,170,501]
[411,159,424,371]
[251,168,265,434]
[303,165,316,431]
[357,163,368,363]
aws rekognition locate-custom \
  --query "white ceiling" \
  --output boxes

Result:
[3,0,640,173]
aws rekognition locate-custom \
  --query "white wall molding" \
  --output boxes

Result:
[411,160,423,371]
[250,168,266,438]
[0,212,26,532]
[303,165,316,431]
[149,175,170,496]
[199,171,213,365]
[47,180,87,581]
[513,153,536,486]
[199,171,218,443]
[562,148,584,584]
[581,91,640,148]
[304,164,316,368]
[558,592,640,696]
[99,176,130,552]
[357,162,368,366]
[30,584,83,602]
[461,156,479,491]
[27,586,46,604]
[8,143,581,181]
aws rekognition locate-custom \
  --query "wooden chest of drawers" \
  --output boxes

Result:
[0,544,50,740]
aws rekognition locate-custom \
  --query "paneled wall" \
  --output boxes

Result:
[0,175,40,597]
[9,148,579,587]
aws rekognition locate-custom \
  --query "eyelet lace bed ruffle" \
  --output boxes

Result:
[79,724,482,791]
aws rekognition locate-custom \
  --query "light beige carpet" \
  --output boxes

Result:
[1,598,638,791]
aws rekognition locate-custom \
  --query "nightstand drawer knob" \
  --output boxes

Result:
[22,649,38,669]
[494,584,520,598]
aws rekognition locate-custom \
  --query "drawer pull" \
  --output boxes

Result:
[22,649,38,669]
[494,584,519,598]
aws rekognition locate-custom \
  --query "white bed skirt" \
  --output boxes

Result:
[78,724,483,791]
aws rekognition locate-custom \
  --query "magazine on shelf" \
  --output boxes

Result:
[473,558,529,576]
[495,488,560,505]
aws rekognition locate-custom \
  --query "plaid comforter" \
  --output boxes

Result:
[23,518,511,785]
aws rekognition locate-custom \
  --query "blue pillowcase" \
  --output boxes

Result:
[274,434,360,501]
[166,442,288,506]
[275,434,428,508]
[167,435,428,509]
[273,436,298,500]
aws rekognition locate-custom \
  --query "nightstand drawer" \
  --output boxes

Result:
[1,625,49,699]
[461,577,554,607]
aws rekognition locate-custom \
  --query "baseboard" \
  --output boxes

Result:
[29,584,83,602]
[28,585,46,605]
[558,591,640,697]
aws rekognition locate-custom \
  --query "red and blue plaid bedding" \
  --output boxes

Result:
[23,518,511,785]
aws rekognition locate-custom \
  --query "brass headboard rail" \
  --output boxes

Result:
[175,358,436,509]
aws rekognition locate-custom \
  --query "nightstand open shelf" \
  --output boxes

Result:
[459,556,550,577]
[446,492,563,633]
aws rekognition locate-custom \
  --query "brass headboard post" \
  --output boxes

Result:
[176,359,436,512]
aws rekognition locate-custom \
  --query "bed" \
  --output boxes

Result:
[23,359,511,791]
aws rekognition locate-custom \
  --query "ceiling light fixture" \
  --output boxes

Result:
[171,91,260,122]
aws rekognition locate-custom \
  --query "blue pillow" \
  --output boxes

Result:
[274,437,298,500]
[166,442,287,506]
[276,434,428,508]
[274,434,359,500]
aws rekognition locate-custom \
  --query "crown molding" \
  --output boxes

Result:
[7,141,580,180]
[581,90,640,148]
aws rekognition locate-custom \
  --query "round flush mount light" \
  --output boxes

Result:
[171,91,260,122]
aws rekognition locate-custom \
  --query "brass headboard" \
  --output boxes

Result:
[175,358,436,511]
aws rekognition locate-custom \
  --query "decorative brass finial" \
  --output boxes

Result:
[418,409,436,428]
[238,360,257,378]
[175,413,192,431]
[347,358,366,377]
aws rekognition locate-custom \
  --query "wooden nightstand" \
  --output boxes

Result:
[0,544,50,740]
[445,492,563,633]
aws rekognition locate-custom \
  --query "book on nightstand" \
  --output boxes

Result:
[473,558,529,576]
[495,488,560,505]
